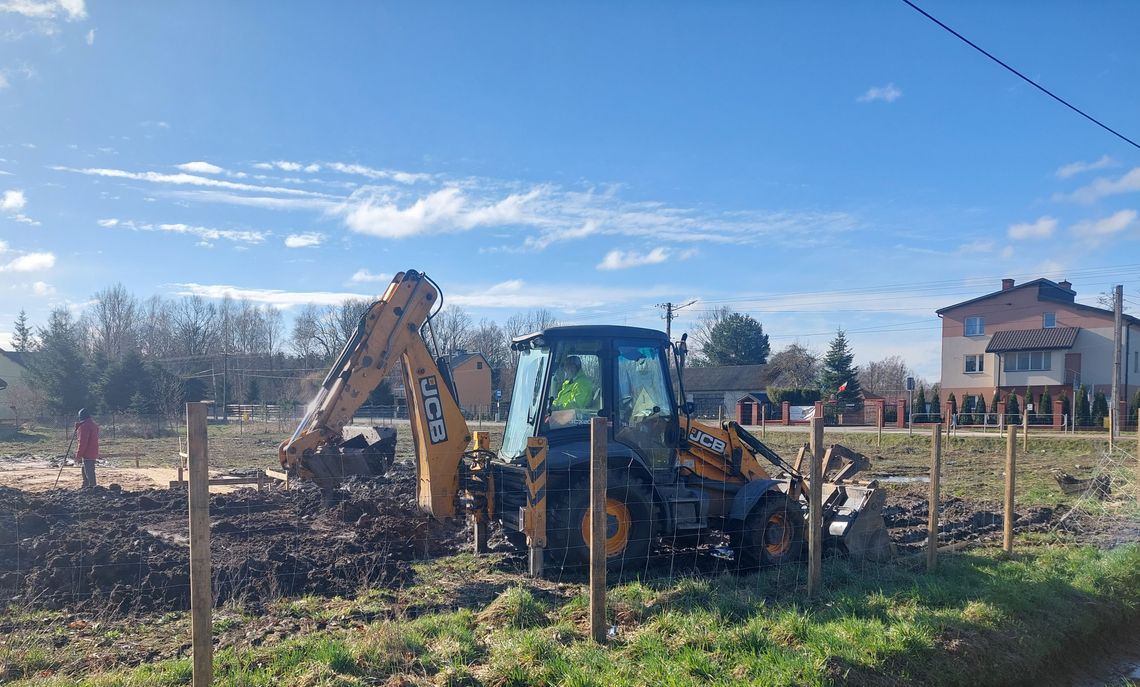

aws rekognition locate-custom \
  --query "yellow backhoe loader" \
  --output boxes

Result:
[279,269,892,571]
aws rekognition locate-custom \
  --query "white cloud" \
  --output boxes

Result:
[0,240,7,252]
[1056,155,1115,179]
[327,162,431,185]
[0,251,55,272]
[176,161,224,175]
[597,247,673,271]
[273,160,302,171]
[1007,216,1056,240]
[350,269,391,283]
[448,279,672,310]
[284,232,323,248]
[1071,209,1137,240]
[171,282,370,308]
[339,186,539,238]
[1,189,26,211]
[524,220,599,250]
[31,280,54,295]
[0,73,8,91]
[857,83,902,103]
[0,0,85,20]
[100,218,269,244]
[1058,167,1140,203]
[53,166,330,198]
[84,27,93,45]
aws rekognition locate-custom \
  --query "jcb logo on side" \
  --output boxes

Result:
[689,428,726,454]
[420,376,448,444]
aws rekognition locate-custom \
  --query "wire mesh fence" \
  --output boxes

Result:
[2,411,1138,681]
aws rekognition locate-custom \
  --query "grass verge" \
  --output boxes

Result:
[6,544,1138,687]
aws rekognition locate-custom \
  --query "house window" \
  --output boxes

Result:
[1043,312,1056,328]
[964,354,985,373]
[965,316,984,336]
[1004,351,1052,372]
[476,361,483,370]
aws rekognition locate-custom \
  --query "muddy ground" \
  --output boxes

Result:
[0,457,1101,619]
[0,464,466,616]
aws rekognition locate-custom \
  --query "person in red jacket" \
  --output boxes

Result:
[75,408,100,489]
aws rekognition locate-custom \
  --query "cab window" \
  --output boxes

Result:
[543,342,604,430]
[615,343,675,469]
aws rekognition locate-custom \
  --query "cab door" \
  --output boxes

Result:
[614,342,679,478]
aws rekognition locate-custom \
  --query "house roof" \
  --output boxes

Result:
[736,392,770,405]
[936,278,1140,325]
[448,351,489,369]
[682,364,769,392]
[0,349,33,369]
[986,327,1080,353]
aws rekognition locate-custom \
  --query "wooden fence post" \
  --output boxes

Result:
[927,424,942,571]
[589,417,607,643]
[471,432,491,555]
[1004,426,1017,555]
[807,417,824,596]
[1022,407,1029,453]
[877,404,883,448]
[186,402,213,687]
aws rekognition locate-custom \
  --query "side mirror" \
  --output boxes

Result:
[677,333,688,368]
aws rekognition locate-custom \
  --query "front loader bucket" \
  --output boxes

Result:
[825,483,893,562]
[301,426,397,498]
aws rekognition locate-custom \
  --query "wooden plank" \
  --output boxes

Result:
[263,469,290,482]
[1004,426,1017,555]
[927,424,942,572]
[589,416,608,644]
[807,417,824,597]
[186,402,213,687]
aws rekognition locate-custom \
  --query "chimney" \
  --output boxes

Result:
[1058,280,1072,291]
[1001,278,1015,290]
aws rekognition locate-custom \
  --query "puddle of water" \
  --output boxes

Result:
[876,475,930,484]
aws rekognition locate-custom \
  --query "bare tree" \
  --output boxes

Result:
[469,318,510,371]
[262,305,283,355]
[170,295,217,357]
[89,283,140,360]
[290,304,322,359]
[687,305,733,365]
[504,308,558,340]
[861,355,912,396]
[139,296,174,359]
[767,343,820,389]
[429,305,473,356]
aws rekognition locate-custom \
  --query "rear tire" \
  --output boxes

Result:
[738,493,806,571]
[546,471,655,575]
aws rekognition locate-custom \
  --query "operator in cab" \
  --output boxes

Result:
[552,355,595,410]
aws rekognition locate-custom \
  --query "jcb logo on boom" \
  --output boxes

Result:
[688,428,726,454]
[420,376,448,444]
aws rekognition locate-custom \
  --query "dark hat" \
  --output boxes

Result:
[77,408,91,420]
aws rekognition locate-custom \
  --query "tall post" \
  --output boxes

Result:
[1004,426,1017,555]
[471,432,491,555]
[877,403,883,448]
[1022,404,1029,453]
[927,425,942,571]
[761,408,766,438]
[589,417,608,643]
[807,417,824,596]
[186,402,213,687]
[524,437,548,576]
[1112,284,1123,449]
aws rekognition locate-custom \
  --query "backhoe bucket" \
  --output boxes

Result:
[825,483,893,562]
[301,426,397,497]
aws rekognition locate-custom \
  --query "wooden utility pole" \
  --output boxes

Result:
[589,417,607,643]
[927,424,942,571]
[1111,284,1123,450]
[1004,426,1017,555]
[186,402,213,687]
[657,300,697,341]
[807,417,824,596]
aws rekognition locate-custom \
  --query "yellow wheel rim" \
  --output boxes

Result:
[765,512,792,556]
[581,497,632,557]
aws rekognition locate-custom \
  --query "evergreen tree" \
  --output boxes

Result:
[1092,391,1109,427]
[1075,385,1092,427]
[1006,392,1020,420]
[11,309,34,352]
[819,329,862,404]
[914,385,927,417]
[26,308,91,415]
[700,313,771,366]
[98,349,151,413]
[947,393,957,419]
[1040,388,1052,426]
[989,394,1000,421]
[1061,393,1072,426]
[246,378,262,404]
[1130,390,1140,426]
[931,392,941,420]
[977,394,988,424]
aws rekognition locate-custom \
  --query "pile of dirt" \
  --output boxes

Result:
[0,463,464,615]
[882,492,1067,552]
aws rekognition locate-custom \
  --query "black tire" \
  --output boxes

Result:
[546,471,655,575]
[737,493,806,571]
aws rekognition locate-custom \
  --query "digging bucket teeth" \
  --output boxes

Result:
[301,426,398,495]
[825,483,893,562]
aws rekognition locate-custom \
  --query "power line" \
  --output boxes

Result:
[900,0,1140,150]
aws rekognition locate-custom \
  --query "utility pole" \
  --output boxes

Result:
[657,300,697,341]
[1111,284,1123,448]
[222,351,229,421]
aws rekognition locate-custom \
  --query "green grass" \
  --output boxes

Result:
[9,544,1139,687]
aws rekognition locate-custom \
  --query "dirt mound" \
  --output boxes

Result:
[0,463,463,615]
[882,493,1065,552]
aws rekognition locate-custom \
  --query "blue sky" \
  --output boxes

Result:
[1,0,1139,379]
